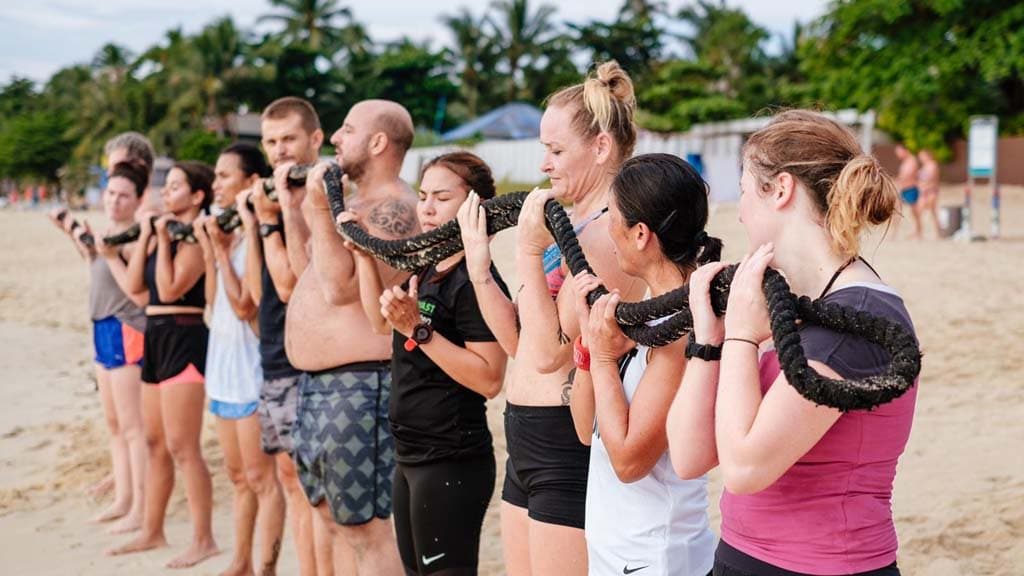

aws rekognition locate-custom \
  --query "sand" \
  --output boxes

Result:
[0,184,1022,575]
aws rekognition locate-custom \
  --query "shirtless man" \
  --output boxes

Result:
[238,96,326,576]
[286,100,419,576]
[917,149,942,238]
[895,144,922,239]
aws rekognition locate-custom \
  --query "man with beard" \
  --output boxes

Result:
[236,96,329,576]
[286,100,419,575]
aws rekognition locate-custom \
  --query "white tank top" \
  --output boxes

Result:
[205,240,263,403]
[585,340,716,576]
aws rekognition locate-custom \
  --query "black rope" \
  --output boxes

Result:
[322,164,920,412]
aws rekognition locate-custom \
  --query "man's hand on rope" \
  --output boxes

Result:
[516,187,556,256]
[274,161,304,212]
[724,243,775,344]
[457,191,493,284]
[335,211,373,261]
[303,161,332,212]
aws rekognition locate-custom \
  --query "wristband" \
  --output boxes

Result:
[573,336,591,372]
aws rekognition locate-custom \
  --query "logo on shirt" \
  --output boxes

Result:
[623,564,649,574]
[422,552,445,566]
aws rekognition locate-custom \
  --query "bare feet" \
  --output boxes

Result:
[86,474,114,499]
[107,511,143,534]
[106,532,168,556]
[219,556,254,576]
[166,539,220,569]
[91,501,129,523]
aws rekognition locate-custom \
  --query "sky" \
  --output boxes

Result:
[1,0,828,83]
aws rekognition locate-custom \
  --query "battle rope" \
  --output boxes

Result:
[321,164,919,411]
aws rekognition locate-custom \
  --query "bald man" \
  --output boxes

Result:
[287,100,419,575]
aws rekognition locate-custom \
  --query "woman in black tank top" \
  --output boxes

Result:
[110,161,221,568]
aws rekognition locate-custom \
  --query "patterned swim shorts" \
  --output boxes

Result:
[294,361,395,525]
[258,375,301,455]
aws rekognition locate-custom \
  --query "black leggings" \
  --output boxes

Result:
[393,455,496,575]
[714,541,900,576]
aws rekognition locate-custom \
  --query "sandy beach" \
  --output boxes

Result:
[1,184,1022,575]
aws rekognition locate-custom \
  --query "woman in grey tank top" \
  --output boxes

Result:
[50,160,150,535]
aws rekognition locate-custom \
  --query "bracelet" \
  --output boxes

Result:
[724,337,760,348]
[573,336,591,372]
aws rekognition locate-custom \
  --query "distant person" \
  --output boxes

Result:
[918,149,942,238]
[894,144,921,239]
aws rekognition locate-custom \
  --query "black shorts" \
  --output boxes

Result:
[393,455,495,574]
[714,540,901,576]
[501,403,589,529]
[141,314,207,385]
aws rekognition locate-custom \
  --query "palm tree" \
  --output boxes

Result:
[258,0,364,54]
[440,7,499,116]
[676,0,768,98]
[487,0,558,101]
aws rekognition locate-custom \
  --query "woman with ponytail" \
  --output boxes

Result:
[570,153,719,576]
[671,110,917,576]
[458,60,648,575]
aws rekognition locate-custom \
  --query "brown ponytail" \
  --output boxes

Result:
[547,60,637,159]
[744,110,899,257]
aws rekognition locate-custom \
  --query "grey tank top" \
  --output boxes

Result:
[89,256,147,332]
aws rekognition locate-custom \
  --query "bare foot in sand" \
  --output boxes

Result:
[166,540,220,569]
[86,474,114,499]
[91,501,129,523]
[106,532,168,556]
[107,511,143,534]
[218,557,254,576]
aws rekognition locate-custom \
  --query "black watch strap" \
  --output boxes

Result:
[685,332,722,361]
[259,222,283,238]
[412,323,434,345]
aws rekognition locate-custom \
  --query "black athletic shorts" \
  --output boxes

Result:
[393,454,495,574]
[501,403,589,530]
[714,541,901,576]
[141,314,207,384]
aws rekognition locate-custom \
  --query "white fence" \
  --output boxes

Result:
[401,109,875,204]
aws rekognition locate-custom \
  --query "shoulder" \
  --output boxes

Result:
[365,195,418,239]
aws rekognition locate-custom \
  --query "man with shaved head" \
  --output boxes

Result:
[286,99,418,574]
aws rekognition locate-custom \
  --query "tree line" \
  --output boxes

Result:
[1,0,1022,190]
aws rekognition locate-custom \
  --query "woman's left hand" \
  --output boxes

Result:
[380,275,422,338]
[516,187,556,256]
[724,242,774,344]
[588,291,636,366]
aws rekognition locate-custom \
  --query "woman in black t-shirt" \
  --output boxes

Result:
[339,152,509,576]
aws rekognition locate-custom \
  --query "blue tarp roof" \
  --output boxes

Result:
[442,102,543,142]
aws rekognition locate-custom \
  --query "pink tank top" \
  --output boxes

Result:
[720,285,918,574]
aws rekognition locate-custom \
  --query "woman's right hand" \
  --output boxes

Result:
[236,189,256,229]
[95,229,119,259]
[138,209,158,238]
[688,261,729,345]
[572,271,604,348]
[192,215,214,259]
[457,191,493,282]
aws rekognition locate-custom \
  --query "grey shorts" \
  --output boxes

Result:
[258,375,300,455]
[294,362,395,525]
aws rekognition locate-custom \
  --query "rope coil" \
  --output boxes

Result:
[322,165,920,412]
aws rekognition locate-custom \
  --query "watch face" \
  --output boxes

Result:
[413,324,432,343]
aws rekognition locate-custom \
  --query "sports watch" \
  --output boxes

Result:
[684,331,722,361]
[259,222,283,238]
[403,322,434,351]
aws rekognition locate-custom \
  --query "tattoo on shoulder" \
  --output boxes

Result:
[368,199,416,237]
[561,367,576,405]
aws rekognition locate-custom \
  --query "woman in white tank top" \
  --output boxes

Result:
[569,154,722,576]
[194,143,287,575]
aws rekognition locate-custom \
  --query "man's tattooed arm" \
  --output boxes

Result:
[368,199,417,238]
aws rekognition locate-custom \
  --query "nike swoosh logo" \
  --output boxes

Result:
[422,553,446,566]
[623,565,649,575]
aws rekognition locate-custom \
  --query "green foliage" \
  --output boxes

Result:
[799,0,1024,155]
[0,110,74,182]
[176,130,231,165]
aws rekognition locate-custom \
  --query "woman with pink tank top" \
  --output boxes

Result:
[669,110,918,576]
